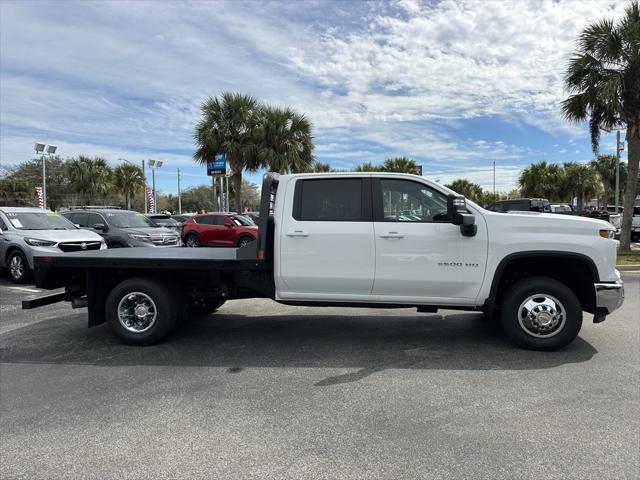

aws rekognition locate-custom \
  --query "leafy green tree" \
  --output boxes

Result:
[382,156,420,174]
[194,93,262,212]
[4,156,69,210]
[0,178,33,206]
[66,156,113,204]
[562,1,640,250]
[113,163,145,209]
[255,106,315,174]
[180,185,216,213]
[518,161,563,200]
[561,162,602,211]
[444,179,484,203]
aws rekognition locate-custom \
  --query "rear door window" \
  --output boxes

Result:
[294,178,366,221]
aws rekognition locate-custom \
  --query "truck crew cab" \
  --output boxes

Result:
[23,173,624,351]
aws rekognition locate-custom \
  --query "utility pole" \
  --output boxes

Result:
[493,160,496,198]
[177,168,182,214]
[142,160,147,214]
[211,175,216,212]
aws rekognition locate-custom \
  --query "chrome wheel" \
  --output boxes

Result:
[517,294,566,338]
[117,292,157,333]
[185,235,199,248]
[9,255,25,281]
[238,237,251,247]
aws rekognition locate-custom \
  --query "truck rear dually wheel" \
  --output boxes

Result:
[500,277,582,351]
[106,278,178,345]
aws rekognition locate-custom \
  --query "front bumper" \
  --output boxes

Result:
[593,278,624,323]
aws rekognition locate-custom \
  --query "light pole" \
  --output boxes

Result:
[147,159,163,213]
[34,143,57,209]
[177,168,182,214]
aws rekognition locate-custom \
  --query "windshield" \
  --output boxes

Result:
[106,212,158,228]
[5,212,76,230]
[231,214,255,226]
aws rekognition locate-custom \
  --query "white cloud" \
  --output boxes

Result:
[0,0,627,193]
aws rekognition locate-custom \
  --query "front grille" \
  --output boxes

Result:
[58,241,102,252]
[149,235,178,246]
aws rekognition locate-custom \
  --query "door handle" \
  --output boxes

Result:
[286,230,309,237]
[380,231,405,238]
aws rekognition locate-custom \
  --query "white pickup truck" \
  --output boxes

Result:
[23,172,624,351]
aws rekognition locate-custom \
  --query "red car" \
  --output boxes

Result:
[182,213,257,248]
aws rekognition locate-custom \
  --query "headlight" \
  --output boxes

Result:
[100,240,107,250]
[128,233,152,242]
[599,229,615,239]
[24,238,56,247]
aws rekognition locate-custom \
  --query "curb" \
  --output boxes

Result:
[617,265,640,271]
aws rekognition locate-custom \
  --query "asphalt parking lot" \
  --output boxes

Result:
[1,273,638,480]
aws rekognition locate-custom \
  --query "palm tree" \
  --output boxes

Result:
[255,106,315,174]
[113,163,145,209]
[444,179,484,203]
[382,156,420,174]
[194,93,262,212]
[562,1,640,250]
[518,161,562,200]
[312,162,333,172]
[66,156,112,204]
[590,154,629,206]
[561,162,602,211]
[352,162,382,172]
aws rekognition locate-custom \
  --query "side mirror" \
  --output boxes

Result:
[93,223,108,231]
[447,194,477,237]
[224,223,233,228]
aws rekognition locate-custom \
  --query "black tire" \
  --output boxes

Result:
[105,278,178,345]
[187,298,226,316]
[500,276,582,351]
[7,250,32,284]
[237,236,254,248]
[185,234,200,248]
[109,243,124,249]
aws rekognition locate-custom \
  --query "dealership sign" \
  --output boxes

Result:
[207,154,226,176]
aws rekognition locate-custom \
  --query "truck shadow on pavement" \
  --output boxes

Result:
[0,309,598,385]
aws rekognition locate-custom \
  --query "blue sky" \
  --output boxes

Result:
[0,0,629,195]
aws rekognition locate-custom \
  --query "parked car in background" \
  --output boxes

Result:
[61,207,181,248]
[632,207,640,241]
[549,204,575,215]
[182,212,257,248]
[146,213,182,233]
[171,214,192,224]
[0,207,106,283]
[485,198,551,213]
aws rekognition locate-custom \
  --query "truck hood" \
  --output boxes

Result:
[14,229,104,242]
[483,210,614,233]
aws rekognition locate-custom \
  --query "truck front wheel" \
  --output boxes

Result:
[106,278,178,345]
[500,277,582,351]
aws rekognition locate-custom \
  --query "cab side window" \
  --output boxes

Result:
[378,179,448,222]
[0,217,7,231]
[294,178,365,221]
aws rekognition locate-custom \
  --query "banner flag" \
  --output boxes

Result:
[147,188,155,213]
[35,186,44,209]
